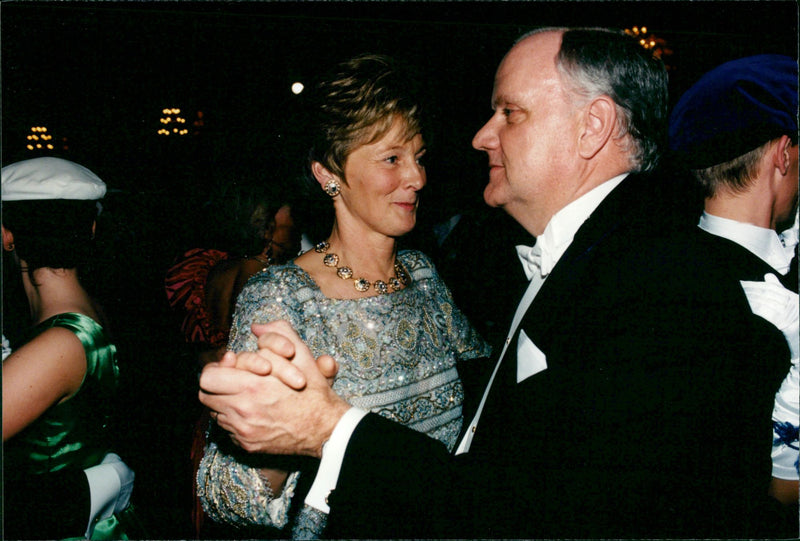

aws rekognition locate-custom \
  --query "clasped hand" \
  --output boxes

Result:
[741,273,799,359]
[198,320,349,458]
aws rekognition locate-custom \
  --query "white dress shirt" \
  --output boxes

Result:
[305,173,628,512]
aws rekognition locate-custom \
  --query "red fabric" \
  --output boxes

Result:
[164,248,231,348]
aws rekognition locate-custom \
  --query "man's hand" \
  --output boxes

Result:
[218,322,339,387]
[199,321,349,458]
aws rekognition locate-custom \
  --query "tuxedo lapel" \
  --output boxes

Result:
[519,174,644,342]
[473,175,650,447]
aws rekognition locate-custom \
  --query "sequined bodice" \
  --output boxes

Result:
[229,250,490,450]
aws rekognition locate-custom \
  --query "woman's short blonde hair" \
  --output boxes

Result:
[308,54,424,180]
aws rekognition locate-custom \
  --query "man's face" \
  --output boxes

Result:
[472,31,583,237]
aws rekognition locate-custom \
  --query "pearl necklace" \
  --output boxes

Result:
[314,240,410,294]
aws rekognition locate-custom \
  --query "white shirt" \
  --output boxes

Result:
[698,212,794,275]
[304,173,628,512]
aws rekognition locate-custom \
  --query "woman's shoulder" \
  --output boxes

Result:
[398,248,434,266]
[237,261,320,306]
[9,316,101,396]
[38,312,105,338]
[244,260,313,287]
[398,249,439,281]
[36,313,116,374]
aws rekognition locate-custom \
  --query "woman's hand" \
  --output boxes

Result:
[199,320,347,458]
[218,322,339,386]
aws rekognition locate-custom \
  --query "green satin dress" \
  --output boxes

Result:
[4,312,131,539]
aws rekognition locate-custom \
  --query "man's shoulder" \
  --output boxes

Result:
[695,227,777,278]
[578,171,700,242]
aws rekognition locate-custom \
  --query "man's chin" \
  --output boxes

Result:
[483,185,505,208]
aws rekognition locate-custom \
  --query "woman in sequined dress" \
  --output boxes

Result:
[197,54,491,538]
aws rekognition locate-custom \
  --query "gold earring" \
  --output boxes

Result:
[324,179,341,197]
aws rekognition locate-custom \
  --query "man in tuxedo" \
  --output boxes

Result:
[200,28,790,537]
[669,54,799,509]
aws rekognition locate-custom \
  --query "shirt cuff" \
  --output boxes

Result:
[304,407,368,513]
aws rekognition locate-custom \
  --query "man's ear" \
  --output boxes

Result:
[773,134,794,176]
[2,225,15,251]
[577,95,616,160]
[311,161,339,191]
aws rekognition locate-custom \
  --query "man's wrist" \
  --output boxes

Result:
[305,407,368,513]
[313,398,354,458]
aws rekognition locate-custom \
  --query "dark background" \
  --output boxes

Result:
[3,1,799,209]
[2,1,798,538]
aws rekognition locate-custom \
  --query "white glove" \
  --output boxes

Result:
[741,273,799,359]
[2,334,11,361]
[84,453,135,538]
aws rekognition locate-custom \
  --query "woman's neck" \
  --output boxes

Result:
[326,223,398,279]
[22,267,97,323]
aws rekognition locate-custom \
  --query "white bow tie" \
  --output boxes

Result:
[516,243,552,280]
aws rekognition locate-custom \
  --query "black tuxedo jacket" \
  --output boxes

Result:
[324,174,792,538]
[697,226,799,292]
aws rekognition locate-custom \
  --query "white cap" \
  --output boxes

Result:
[1,157,106,201]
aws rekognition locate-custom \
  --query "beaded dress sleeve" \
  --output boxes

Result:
[197,266,305,532]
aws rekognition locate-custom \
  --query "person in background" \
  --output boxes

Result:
[199,28,792,538]
[196,53,491,538]
[2,157,136,539]
[165,183,300,368]
[164,181,300,537]
[669,54,799,511]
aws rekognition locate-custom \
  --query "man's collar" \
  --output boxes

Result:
[699,212,794,275]
[517,173,628,278]
[537,173,628,267]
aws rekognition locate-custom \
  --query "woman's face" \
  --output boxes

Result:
[269,205,300,263]
[334,119,427,238]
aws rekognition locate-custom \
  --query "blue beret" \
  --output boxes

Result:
[669,54,798,169]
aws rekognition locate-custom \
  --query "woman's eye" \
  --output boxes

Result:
[385,155,398,164]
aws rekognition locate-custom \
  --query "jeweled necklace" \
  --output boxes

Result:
[315,240,410,294]
[248,247,273,271]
